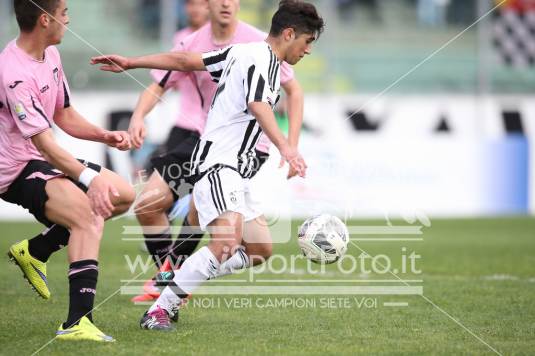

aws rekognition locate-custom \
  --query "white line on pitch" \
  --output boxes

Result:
[254,280,423,283]
[347,226,423,235]
[120,279,248,283]
[383,302,409,307]
[350,238,423,241]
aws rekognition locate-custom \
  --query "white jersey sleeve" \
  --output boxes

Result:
[243,45,280,107]
[202,46,233,83]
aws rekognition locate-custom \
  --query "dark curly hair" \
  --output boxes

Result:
[269,0,325,39]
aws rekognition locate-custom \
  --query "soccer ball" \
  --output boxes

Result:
[298,214,349,264]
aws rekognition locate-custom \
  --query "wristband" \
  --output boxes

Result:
[78,168,99,188]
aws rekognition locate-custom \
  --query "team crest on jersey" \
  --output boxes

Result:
[14,102,27,120]
[53,68,59,84]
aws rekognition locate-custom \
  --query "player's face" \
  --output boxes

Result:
[186,0,209,29]
[285,32,315,65]
[207,0,240,27]
[47,0,69,45]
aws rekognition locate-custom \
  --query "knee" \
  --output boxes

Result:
[69,202,104,238]
[208,212,243,259]
[216,238,241,252]
[113,185,136,216]
[120,184,136,208]
[88,215,105,238]
[134,194,168,221]
[209,239,242,262]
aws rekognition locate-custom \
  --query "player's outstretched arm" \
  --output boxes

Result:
[31,129,119,218]
[281,79,304,147]
[281,78,304,179]
[128,83,167,149]
[248,102,307,178]
[54,106,131,150]
[90,52,205,73]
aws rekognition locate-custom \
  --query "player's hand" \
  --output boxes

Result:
[279,145,307,178]
[128,117,146,149]
[103,130,131,151]
[278,157,300,179]
[86,175,119,218]
[90,55,131,73]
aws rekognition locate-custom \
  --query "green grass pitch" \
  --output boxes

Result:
[0,217,534,355]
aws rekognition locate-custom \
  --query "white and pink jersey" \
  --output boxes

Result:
[0,40,71,193]
[151,21,294,153]
[172,27,195,50]
[151,27,200,133]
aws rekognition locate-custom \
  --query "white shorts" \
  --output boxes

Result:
[193,166,262,231]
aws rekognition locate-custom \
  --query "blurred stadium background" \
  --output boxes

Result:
[1,0,534,220]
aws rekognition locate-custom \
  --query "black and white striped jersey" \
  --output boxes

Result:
[190,41,281,178]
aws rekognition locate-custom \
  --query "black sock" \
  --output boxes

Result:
[144,228,172,266]
[64,259,98,328]
[28,224,70,262]
[170,218,204,267]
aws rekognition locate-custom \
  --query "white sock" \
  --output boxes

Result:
[215,247,250,278]
[149,246,220,314]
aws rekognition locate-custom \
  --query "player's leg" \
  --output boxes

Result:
[149,177,272,284]
[166,152,272,273]
[168,196,205,267]
[23,167,135,263]
[186,198,200,227]
[14,163,134,260]
[10,161,135,284]
[141,211,244,330]
[45,178,102,262]
[44,177,114,341]
[158,134,204,268]
[164,150,268,268]
[152,209,273,284]
[18,224,70,267]
[132,137,201,302]
[140,168,249,330]
[4,161,77,299]
[134,171,174,265]
[232,152,272,267]
[240,215,273,266]
[99,167,136,216]
[209,216,273,279]
[132,166,182,302]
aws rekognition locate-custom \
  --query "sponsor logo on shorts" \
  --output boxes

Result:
[229,191,238,205]
[14,102,27,120]
[40,85,50,93]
